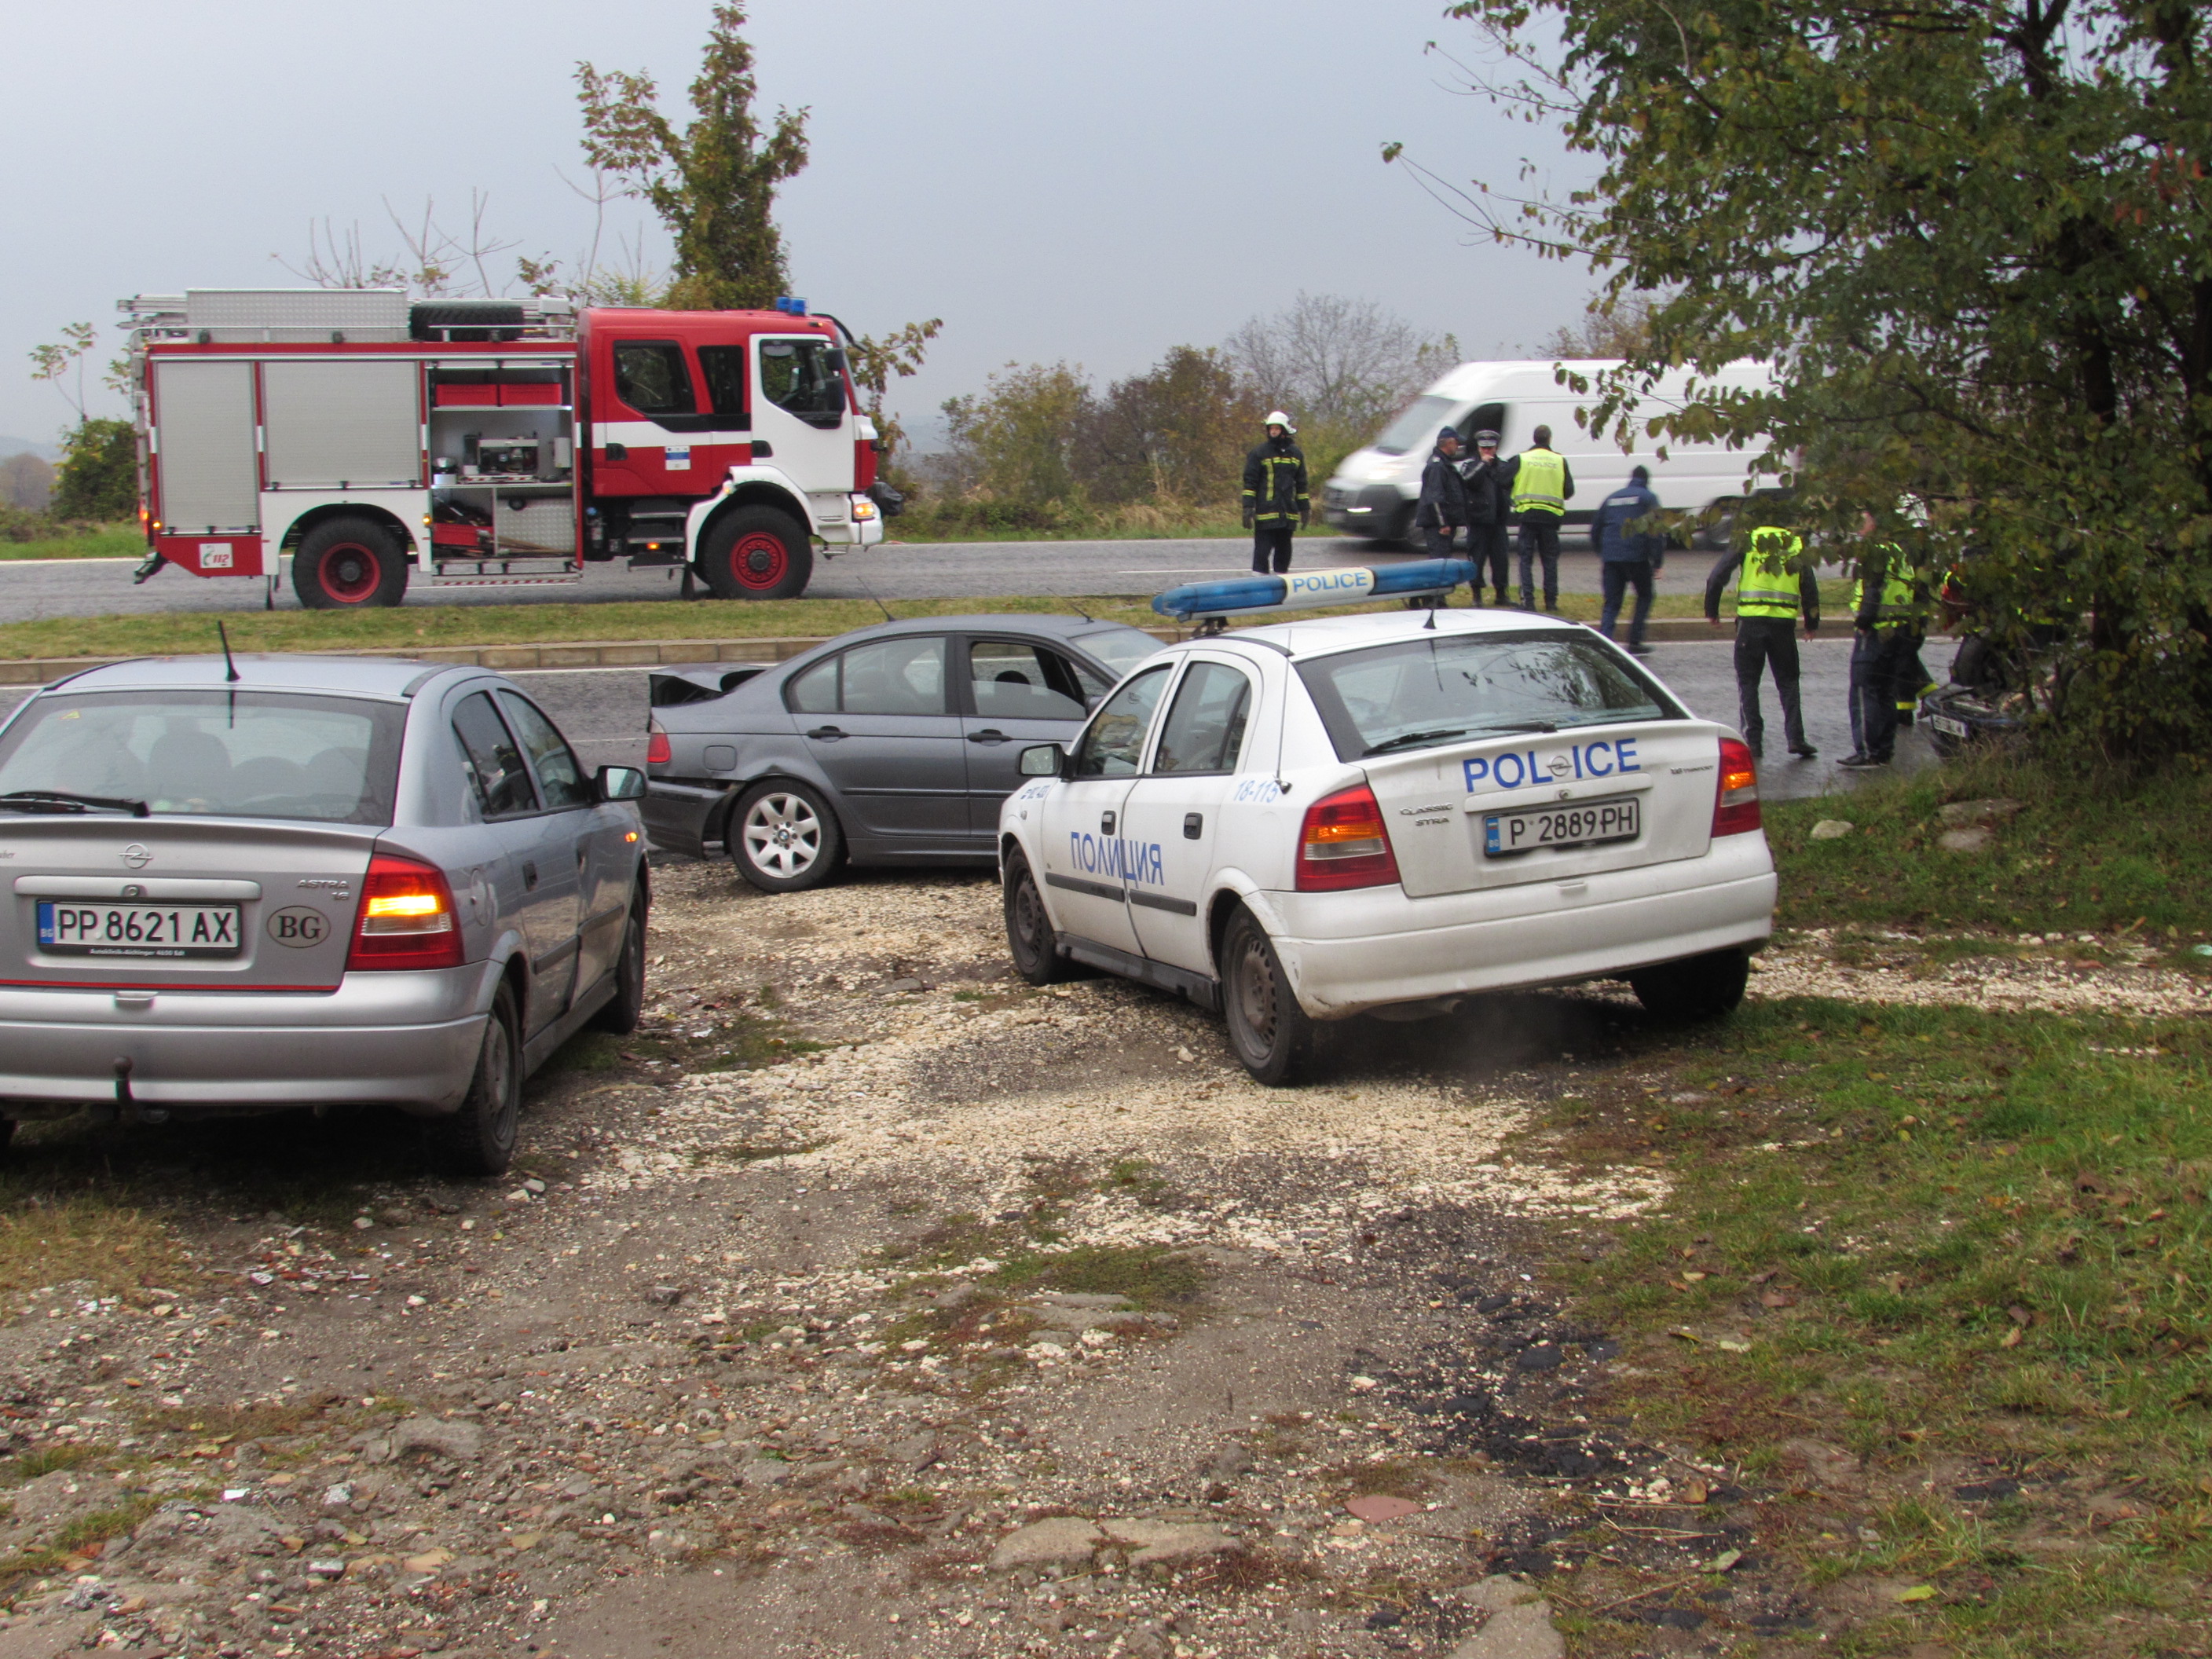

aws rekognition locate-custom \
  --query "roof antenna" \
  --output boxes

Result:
[217,620,241,683]
[849,562,896,625]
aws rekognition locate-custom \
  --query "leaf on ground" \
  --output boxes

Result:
[2000,1325,2023,1349]
[2006,1304,2034,1326]
[1760,1288,1794,1309]
[1896,1584,1937,1602]
[1667,1328,1701,1343]
[1706,1547,1741,1572]
[1716,1338,1752,1353]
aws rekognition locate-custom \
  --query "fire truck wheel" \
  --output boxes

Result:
[698,508,813,600]
[294,517,408,610]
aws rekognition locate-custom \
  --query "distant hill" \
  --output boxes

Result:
[0,436,60,463]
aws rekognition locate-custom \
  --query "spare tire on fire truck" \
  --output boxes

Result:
[293,515,408,610]
[698,507,813,602]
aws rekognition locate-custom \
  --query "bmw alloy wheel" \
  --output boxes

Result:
[742,791,824,880]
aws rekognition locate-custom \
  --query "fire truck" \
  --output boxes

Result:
[118,287,890,608]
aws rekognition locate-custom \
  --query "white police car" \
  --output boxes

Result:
[996,596,1772,1083]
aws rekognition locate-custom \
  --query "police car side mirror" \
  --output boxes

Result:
[1019,743,1065,778]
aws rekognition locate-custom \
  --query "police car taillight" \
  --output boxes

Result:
[1296,784,1401,891]
[1712,738,1762,837]
[346,853,464,972]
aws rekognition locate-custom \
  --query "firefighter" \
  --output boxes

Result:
[1500,425,1573,610]
[1838,522,1928,769]
[1459,429,1511,604]
[1414,427,1469,560]
[1242,412,1310,574]
[1705,523,1820,759]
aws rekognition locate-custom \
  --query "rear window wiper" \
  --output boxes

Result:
[0,789,152,818]
[1363,727,1469,756]
[1475,720,1559,734]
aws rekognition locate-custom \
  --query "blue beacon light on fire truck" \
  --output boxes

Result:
[1151,558,1476,621]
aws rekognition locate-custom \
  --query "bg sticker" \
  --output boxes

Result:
[266,906,331,947]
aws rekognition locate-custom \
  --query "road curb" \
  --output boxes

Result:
[0,615,1899,687]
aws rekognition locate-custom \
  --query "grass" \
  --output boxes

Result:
[1536,998,2212,1653]
[1765,748,2212,946]
[0,526,141,562]
[0,1196,183,1306]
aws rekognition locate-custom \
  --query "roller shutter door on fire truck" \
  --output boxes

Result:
[262,360,421,489]
[152,361,258,533]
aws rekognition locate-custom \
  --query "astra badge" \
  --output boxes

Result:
[120,844,153,869]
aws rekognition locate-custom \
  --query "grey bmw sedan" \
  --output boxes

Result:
[644,614,1160,891]
[0,656,650,1175]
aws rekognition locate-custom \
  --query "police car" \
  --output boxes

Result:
[996,566,1774,1083]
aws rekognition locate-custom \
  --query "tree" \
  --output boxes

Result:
[1225,293,1460,431]
[51,419,136,522]
[577,2,809,312]
[1397,0,2212,761]
[0,453,53,513]
[1086,346,1262,507]
[939,364,1094,511]
[1536,289,1660,359]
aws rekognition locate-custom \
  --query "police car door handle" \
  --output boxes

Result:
[1101,811,1116,835]
[967,728,1009,745]
[805,725,846,741]
[1184,812,1203,839]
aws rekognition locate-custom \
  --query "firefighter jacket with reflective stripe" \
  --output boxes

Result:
[1242,438,1309,525]
[1704,529,1821,627]
[1507,447,1569,517]
[1851,544,1925,630]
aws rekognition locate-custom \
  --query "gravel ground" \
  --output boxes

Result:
[0,863,2191,1659]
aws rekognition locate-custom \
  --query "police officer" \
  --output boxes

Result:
[1839,520,1927,769]
[1498,425,1573,610]
[1705,523,1820,759]
[1459,429,1511,604]
[1242,412,1310,575]
[1414,427,1469,560]
[1595,463,1664,654]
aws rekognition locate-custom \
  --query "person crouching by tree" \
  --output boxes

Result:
[1242,412,1310,574]
[1414,427,1469,562]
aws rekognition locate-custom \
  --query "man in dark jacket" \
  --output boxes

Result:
[1458,429,1511,604]
[1595,463,1664,654]
[1242,412,1310,574]
[1414,427,1469,559]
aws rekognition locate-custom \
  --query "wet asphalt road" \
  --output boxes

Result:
[0,637,1932,808]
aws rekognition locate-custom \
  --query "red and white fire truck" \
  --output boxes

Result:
[119,288,891,607]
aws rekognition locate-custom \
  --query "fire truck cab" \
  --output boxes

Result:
[119,288,887,608]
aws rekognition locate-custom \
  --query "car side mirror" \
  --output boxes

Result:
[1018,743,1065,778]
[596,764,647,803]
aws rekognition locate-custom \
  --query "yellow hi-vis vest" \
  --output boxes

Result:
[1850,545,1921,629]
[1510,449,1567,517]
[1735,529,1804,620]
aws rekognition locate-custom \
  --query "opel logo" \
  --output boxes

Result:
[120,844,153,869]
[1546,754,1573,778]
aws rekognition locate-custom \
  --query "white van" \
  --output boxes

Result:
[1321,359,1781,548]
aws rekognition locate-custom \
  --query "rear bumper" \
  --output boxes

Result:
[0,965,490,1116]
[643,779,729,859]
[1268,841,1776,1017]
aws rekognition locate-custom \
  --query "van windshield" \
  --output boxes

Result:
[1372,395,1459,456]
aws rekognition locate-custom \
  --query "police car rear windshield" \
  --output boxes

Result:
[1372,396,1458,457]
[1298,631,1683,763]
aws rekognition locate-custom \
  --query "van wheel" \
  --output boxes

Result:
[294,515,408,609]
[428,981,521,1177]
[699,507,813,600]
[1003,851,1071,985]
[1630,948,1750,1021]
[1694,500,1741,554]
[1221,906,1315,1086]
[731,781,842,892]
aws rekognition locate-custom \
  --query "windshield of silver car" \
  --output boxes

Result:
[1298,632,1681,761]
[0,690,406,824]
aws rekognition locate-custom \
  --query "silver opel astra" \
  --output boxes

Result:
[0,655,649,1175]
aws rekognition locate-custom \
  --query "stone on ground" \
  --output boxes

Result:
[1099,1518,1240,1566]
[1449,1576,1564,1659]
[987,1515,1104,1573]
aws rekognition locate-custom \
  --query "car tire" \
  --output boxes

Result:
[1221,906,1316,1086]
[427,981,521,1177]
[589,896,648,1035]
[1002,850,1071,986]
[1629,947,1751,1021]
[294,515,408,609]
[731,780,842,892]
[698,507,814,600]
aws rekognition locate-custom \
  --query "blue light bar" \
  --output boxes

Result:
[1152,558,1474,621]
[773,295,809,315]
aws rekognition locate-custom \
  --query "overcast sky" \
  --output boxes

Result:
[0,0,1593,449]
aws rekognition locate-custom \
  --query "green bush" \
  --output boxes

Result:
[51,419,135,522]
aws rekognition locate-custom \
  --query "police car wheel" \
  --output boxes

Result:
[731,782,843,892]
[1221,907,1315,1086]
[1002,851,1071,985]
[1628,947,1750,1022]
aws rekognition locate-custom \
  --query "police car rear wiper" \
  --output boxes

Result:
[1363,728,1469,756]
[1477,720,1559,734]
[0,789,152,817]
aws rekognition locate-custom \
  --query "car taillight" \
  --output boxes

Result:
[1296,783,1401,891]
[646,720,672,767]
[1712,737,1762,837]
[346,853,464,972]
